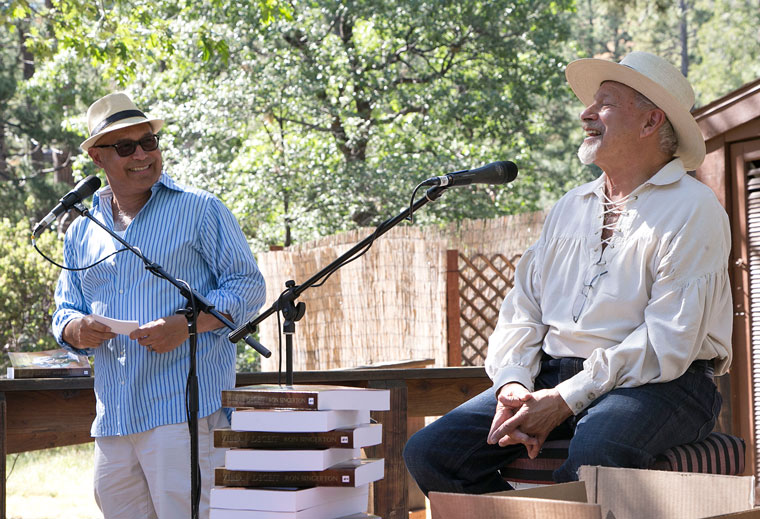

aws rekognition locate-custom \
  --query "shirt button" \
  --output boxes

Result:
[120,380,125,385]
[576,402,583,410]
[587,392,596,401]
[119,289,124,294]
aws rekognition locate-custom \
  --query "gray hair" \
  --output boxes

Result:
[634,92,678,157]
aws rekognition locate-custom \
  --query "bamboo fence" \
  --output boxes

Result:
[256,210,548,371]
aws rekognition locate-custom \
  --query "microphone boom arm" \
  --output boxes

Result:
[228,184,449,344]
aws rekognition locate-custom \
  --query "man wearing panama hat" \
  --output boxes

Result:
[52,92,266,518]
[404,52,732,493]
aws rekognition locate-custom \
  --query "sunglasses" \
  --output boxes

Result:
[93,134,160,157]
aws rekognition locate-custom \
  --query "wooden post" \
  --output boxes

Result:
[446,250,462,366]
[728,140,760,477]
[367,380,407,519]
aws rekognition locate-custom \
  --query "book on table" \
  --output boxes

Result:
[222,384,390,411]
[225,447,361,472]
[229,408,370,433]
[209,488,368,519]
[214,424,382,450]
[6,348,92,379]
[215,458,385,488]
[210,484,368,513]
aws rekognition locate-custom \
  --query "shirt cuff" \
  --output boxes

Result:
[203,291,246,338]
[57,318,94,356]
[490,365,535,396]
[555,369,602,415]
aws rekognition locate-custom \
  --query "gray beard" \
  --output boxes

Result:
[577,138,601,165]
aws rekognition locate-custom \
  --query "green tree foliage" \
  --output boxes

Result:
[135,0,578,247]
[0,218,61,362]
[573,0,760,105]
[689,0,760,104]
[0,1,107,225]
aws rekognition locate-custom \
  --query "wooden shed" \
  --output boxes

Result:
[694,77,760,480]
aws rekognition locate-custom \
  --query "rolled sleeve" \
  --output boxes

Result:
[52,230,93,356]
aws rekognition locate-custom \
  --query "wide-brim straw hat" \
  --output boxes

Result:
[81,92,164,151]
[565,51,705,170]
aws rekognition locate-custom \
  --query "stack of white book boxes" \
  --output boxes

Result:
[210,384,390,519]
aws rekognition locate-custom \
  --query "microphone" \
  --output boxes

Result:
[32,175,101,237]
[421,161,518,187]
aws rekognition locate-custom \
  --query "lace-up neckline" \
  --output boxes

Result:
[600,189,634,251]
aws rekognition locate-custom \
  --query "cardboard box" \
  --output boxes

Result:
[430,481,600,518]
[429,491,602,519]
[709,512,760,518]
[429,466,758,519]
[580,466,755,519]
[490,481,588,502]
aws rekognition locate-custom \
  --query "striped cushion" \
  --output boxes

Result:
[652,432,745,474]
[500,432,745,484]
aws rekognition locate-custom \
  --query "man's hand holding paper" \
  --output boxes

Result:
[91,314,140,336]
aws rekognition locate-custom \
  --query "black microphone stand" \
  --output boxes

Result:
[228,184,449,386]
[70,201,271,519]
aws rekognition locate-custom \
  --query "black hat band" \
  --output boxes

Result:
[91,109,147,136]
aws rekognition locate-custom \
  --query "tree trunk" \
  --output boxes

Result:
[53,147,74,185]
[17,23,45,170]
[336,11,369,163]
[18,25,34,80]
[283,188,292,247]
[585,0,596,56]
[0,124,8,180]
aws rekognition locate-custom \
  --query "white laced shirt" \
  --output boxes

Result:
[485,159,733,414]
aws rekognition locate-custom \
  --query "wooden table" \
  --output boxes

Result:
[0,367,491,519]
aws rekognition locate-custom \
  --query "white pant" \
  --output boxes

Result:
[93,409,229,519]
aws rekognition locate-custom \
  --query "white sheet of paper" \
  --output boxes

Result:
[92,315,140,336]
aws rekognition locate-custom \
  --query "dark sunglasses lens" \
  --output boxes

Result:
[140,135,159,151]
[113,135,158,156]
[114,142,137,156]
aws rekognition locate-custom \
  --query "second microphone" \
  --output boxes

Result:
[421,161,518,188]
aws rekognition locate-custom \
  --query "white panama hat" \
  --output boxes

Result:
[81,92,164,151]
[565,51,706,170]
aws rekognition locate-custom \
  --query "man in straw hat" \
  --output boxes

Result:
[52,92,266,518]
[404,51,731,492]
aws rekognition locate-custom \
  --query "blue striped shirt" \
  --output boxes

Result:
[53,173,265,437]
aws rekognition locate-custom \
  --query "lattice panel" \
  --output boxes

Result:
[458,252,520,365]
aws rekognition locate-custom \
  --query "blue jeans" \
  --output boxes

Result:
[403,355,722,495]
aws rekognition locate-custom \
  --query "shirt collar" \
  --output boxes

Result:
[92,171,179,208]
[573,158,687,198]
